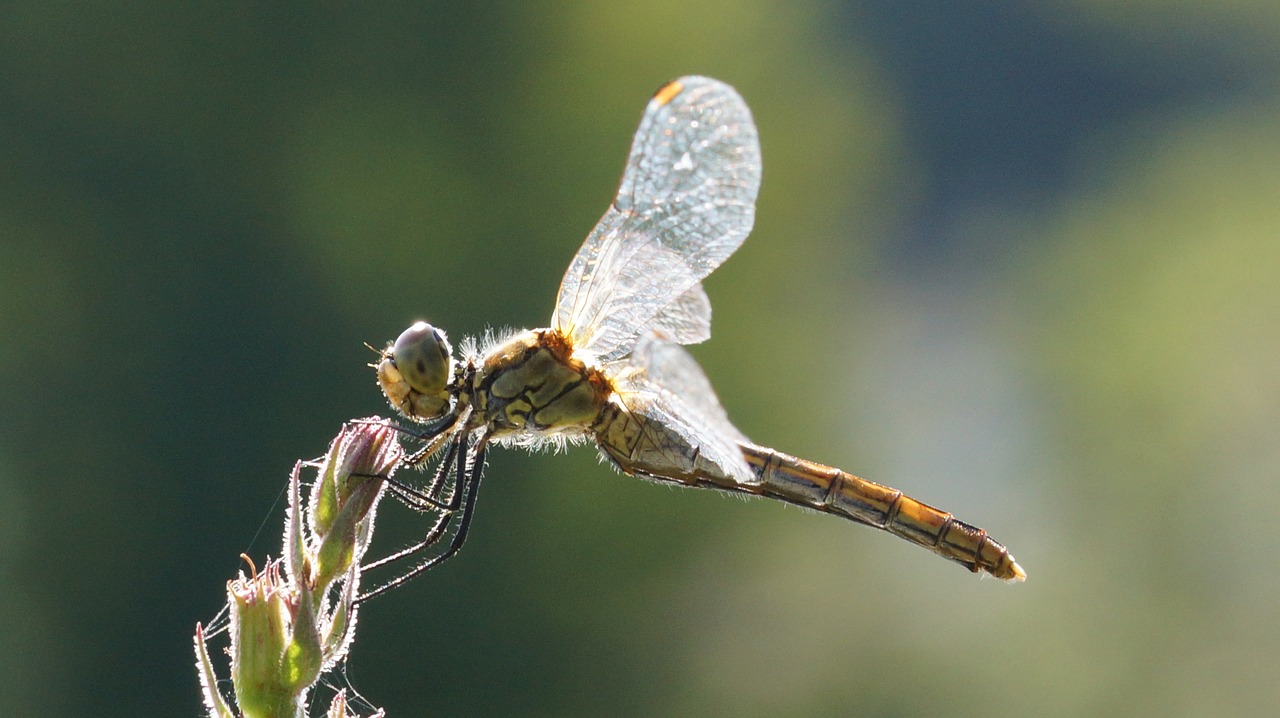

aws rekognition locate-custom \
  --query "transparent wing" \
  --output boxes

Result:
[606,332,752,483]
[553,76,761,363]
[646,282,711,345]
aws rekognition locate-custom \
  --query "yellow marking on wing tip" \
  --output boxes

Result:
[653,80,685,106]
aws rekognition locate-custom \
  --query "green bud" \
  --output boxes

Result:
[228,557,312,718]
[305,420,403,591]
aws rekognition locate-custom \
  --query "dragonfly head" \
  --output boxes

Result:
[376,321,454,421]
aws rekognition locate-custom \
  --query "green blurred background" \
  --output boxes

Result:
[3,2,1278,716]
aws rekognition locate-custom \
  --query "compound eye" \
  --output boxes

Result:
[392,321,453,397]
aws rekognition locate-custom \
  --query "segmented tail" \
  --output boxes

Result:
[737,443,1025,581]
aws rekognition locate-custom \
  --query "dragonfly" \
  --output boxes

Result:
[364,76,1024,600]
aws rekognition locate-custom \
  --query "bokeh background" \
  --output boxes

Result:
[3,2,1278,716]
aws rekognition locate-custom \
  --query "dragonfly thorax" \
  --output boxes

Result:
[469,329,612,439]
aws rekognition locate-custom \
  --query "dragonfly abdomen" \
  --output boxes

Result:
[739,443,1025,582]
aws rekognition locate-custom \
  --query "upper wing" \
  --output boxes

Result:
[552,76,761,363]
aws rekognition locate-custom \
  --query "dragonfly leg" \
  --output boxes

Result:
[383,435,461,513]
[356,434,488,603]
[375,405,473,512]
